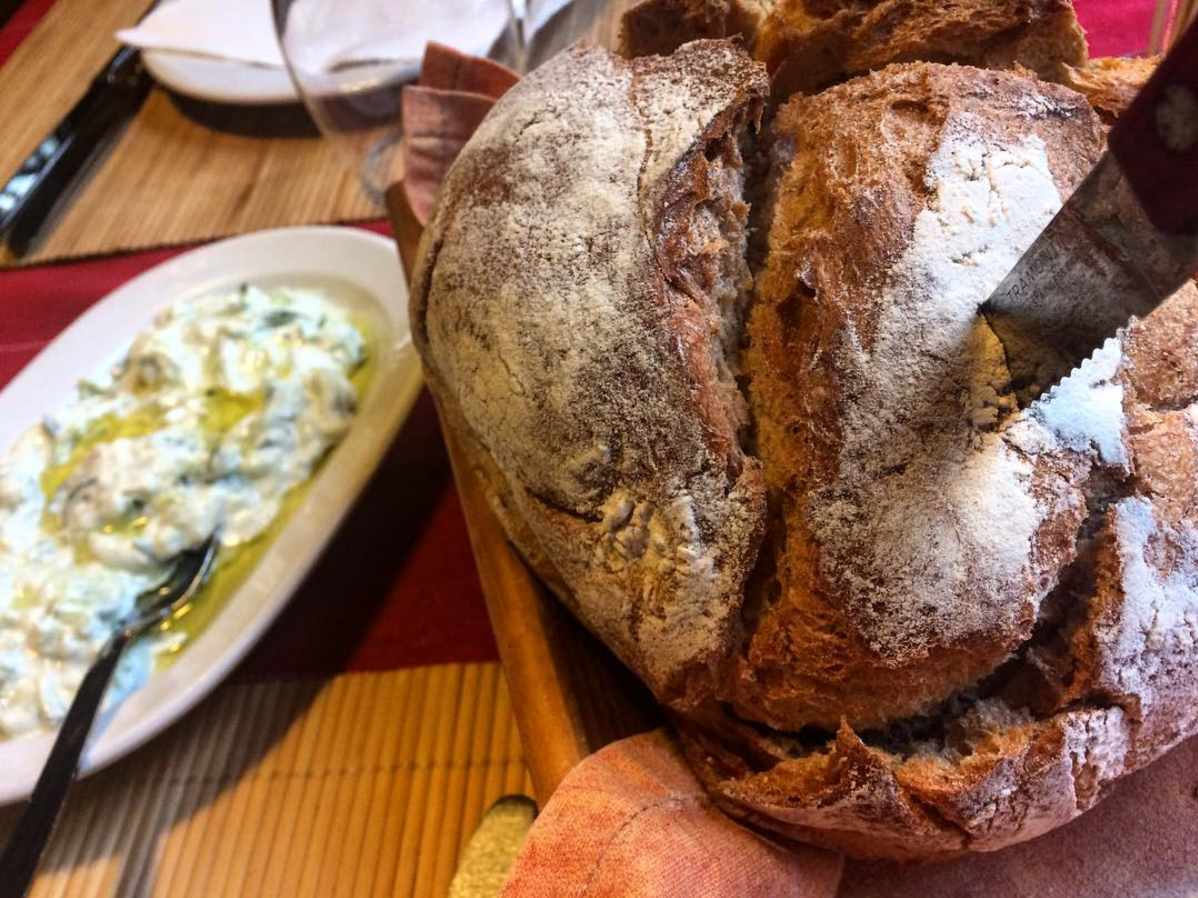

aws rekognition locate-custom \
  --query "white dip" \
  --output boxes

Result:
[0,285,365,739]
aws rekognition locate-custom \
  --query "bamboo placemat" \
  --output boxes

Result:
[0,664,534,898]
[0,0,375,268]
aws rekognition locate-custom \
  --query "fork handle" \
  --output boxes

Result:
[0,630,129,898]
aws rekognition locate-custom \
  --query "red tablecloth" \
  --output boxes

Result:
[0,0,53,67]
[1078,0,1163,56]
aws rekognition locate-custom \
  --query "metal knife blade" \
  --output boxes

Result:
[982,19,1198,407]
[981,153,1198,405]
[0,45,151,258]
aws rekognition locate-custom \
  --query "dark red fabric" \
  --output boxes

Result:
[0,223,497,678]
[0,0,53,67]
[1076,0,1161,56]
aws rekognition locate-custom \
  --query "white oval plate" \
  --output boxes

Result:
[143,50,300,106]
[0,226,420,804]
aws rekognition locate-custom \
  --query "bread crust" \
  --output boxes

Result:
[684,273,1198,856]
[1058,55,1160,124]
[734,63,1106,732]
[620,0,740,58]
[411,41,770,708]
[620,0,1088,98]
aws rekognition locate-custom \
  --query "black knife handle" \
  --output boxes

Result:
[0,630,129,898]
[0,46,150,256]
[1109,18,1198,235]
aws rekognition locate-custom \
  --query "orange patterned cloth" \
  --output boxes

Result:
[400,43,518,226]
[499,730,844,898]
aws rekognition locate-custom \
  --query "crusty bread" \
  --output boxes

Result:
[411,40,770,708]
[620,0,742,58]
[1058,55,1160,124]
[733,64,1106,735]
[620,0,1088,97]
[676,60,1198,858]
[412,10,1198,863]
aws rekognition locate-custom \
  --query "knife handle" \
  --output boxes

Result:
[0,47,149,257]
[1108,18,1198,235]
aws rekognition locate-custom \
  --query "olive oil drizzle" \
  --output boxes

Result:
[159,322,377,667]
[28,311,376,671]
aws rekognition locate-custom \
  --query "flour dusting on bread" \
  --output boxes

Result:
[411,42,770,705]
[1010,339,1129,467]
[815,122,1063,658]
[1105,496,1198,707]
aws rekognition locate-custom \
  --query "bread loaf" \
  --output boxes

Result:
[680,61,1198,859]
[411,40,770,707]
[411,4,1198,860]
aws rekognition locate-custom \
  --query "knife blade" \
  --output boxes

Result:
[982,19,1198,407]
[0,45,151,258]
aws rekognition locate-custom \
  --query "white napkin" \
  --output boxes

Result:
[117,0,284,68]
[283,0,511,73]
[117,0,515,73]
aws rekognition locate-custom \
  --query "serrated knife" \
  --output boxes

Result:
[982,20,1198,405]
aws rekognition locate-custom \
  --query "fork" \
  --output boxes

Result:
[0,536,218,898]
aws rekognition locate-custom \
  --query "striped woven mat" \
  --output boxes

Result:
[0,665,532,897]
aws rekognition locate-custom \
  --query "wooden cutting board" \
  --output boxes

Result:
[440,425,662,801]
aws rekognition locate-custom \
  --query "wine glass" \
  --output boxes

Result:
[274,0,524,205]
[523,0,621,69]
